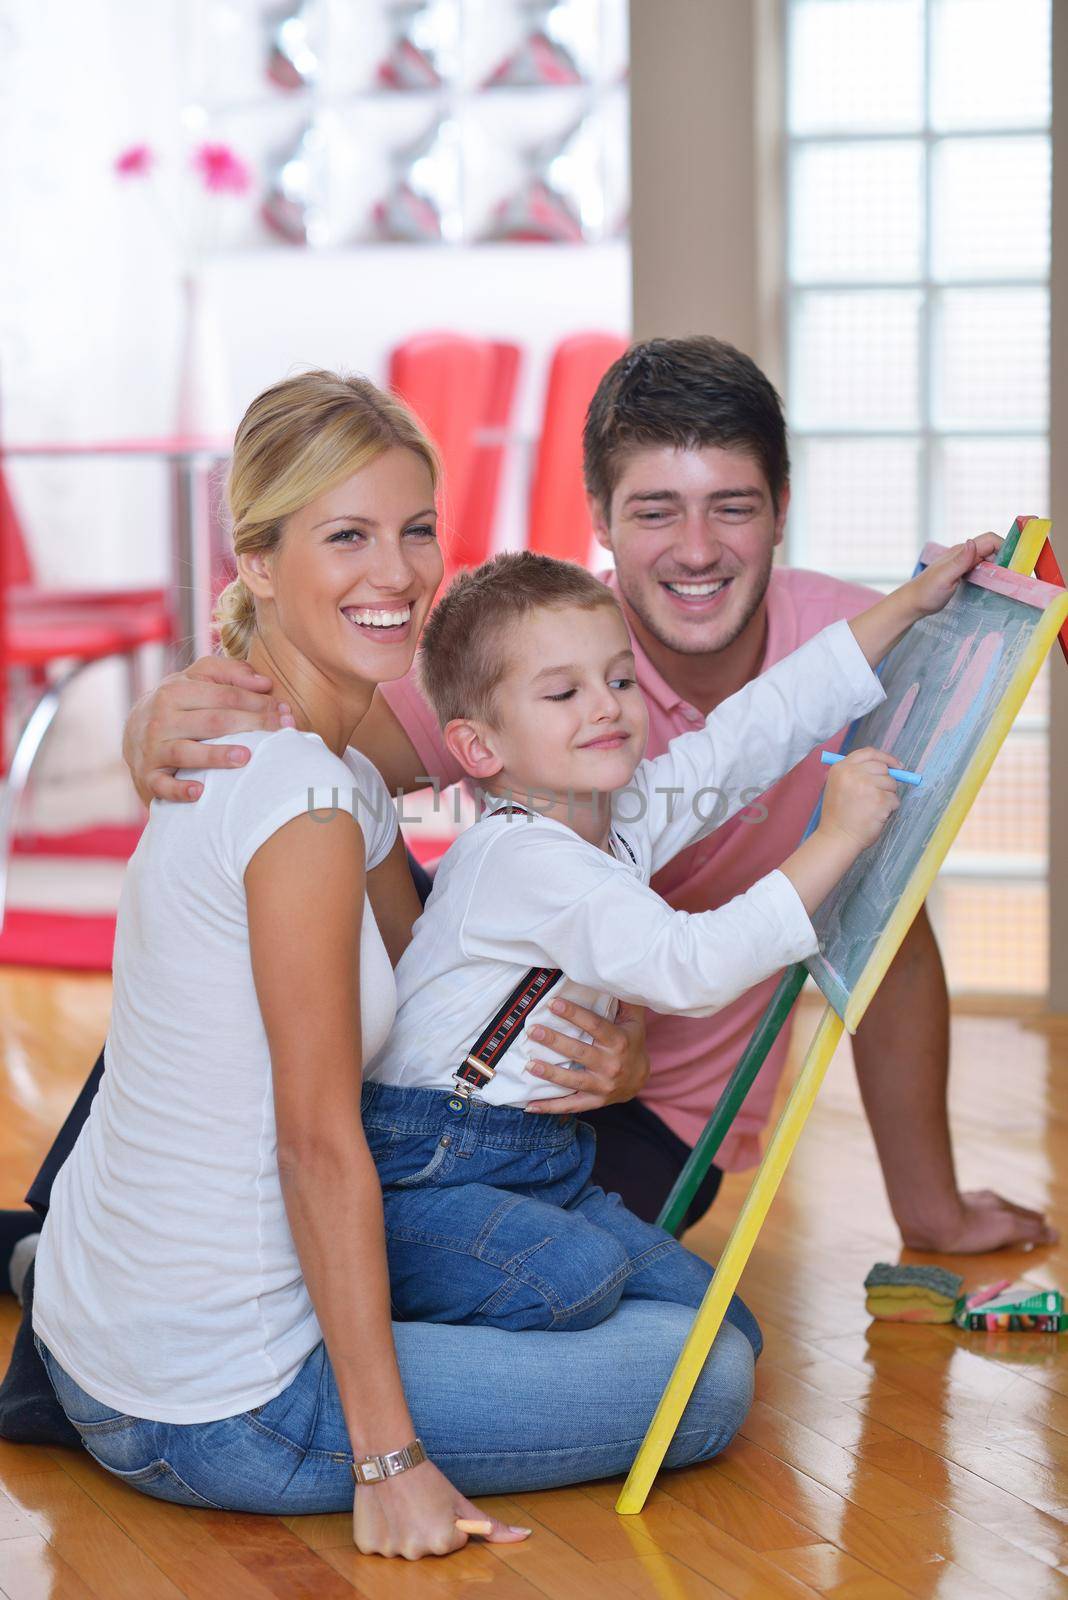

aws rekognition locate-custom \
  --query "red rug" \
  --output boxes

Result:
[0,830,449,973]
[12,822,144,859]
[0,910,115,972]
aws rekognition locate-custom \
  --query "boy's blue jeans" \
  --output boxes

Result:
[362,1082,762,1356]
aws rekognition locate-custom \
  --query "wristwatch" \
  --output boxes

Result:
[350,1437,427,1486]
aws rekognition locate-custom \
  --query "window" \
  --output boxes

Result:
[785,0,1052,992]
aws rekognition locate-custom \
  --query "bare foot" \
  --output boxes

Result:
[900,1189,1058,1254]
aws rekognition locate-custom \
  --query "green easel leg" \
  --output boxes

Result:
[997,525,1022,567]
[656,962,808,1236]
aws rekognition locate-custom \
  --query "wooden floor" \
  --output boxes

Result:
[0,971,1065,1599]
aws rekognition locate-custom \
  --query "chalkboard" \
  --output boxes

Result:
[807,544,1068,1031]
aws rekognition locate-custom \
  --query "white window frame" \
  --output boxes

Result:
[782,0,1052,959]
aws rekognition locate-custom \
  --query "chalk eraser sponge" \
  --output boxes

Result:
[864,1263,963,1299]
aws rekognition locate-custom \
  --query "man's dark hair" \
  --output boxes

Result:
[583,335,790,516]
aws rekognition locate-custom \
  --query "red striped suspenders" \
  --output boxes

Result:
[451,804,562,1099]
[452,963,564,1097]
[449,804,637,1100]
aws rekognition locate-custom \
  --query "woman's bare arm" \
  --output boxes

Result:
[366,828,426,969]
[246,810,526,1557]
[247,812,412,1453]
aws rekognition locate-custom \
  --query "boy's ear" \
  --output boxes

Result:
[443,718,505,780]
[587,491,612,554]
[237,549,275,600]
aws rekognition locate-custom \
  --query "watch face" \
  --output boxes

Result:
[352,1440,425,1485]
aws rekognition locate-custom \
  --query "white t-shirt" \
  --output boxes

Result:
[33,729,398,1425]
[366,621,884,1107]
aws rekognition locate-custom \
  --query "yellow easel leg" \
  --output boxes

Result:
[616,1002,845,1515]
[1008,517,1051,576]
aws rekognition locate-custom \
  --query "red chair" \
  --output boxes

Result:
[1,465,172,631]
[0,463,174,866]
[388,334,498,582]
[527,333,628,565]
[457,341,522,567]
[0,486,169,933]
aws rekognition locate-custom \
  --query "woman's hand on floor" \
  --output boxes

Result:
[524,999,649,1114]
[353,1458,530,1559]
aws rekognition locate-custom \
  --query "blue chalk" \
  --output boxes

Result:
[820,750,923,787]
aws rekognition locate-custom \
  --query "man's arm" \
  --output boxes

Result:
[124,658,291,805]
[123,658,441,805]
[349,692,437,795]
[852,904,1056,1252]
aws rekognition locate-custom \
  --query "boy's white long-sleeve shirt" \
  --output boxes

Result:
[366,620,885,1105]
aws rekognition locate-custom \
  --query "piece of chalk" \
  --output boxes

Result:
[455,1519,494,1536]
[965,1278,1013,1310]
[820,750,922,786]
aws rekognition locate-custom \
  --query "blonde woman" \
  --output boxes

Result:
[29,372,756,1559]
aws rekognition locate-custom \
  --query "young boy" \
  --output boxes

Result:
[362,539,994,1342]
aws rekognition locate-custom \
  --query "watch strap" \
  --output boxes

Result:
[350,1437,427,1486]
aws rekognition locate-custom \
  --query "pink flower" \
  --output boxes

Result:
[191,142,253,196]
[115,144,154,178]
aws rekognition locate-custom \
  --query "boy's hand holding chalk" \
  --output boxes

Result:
[821,750,922,786]
[779,747,907,916]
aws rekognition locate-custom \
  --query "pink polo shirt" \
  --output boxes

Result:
[380,565,878,1171]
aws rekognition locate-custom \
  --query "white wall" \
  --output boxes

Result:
[207,241,629,565]
[0,0,630,785]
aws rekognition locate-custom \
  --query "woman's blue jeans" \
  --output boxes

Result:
[36,1308,754,1514]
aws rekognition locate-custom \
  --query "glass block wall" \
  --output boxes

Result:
[784,0,1052,993]
[184,0,629,249]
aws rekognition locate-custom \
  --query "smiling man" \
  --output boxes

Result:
[370,335,1052,1252]
[55,337,1060,1255]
